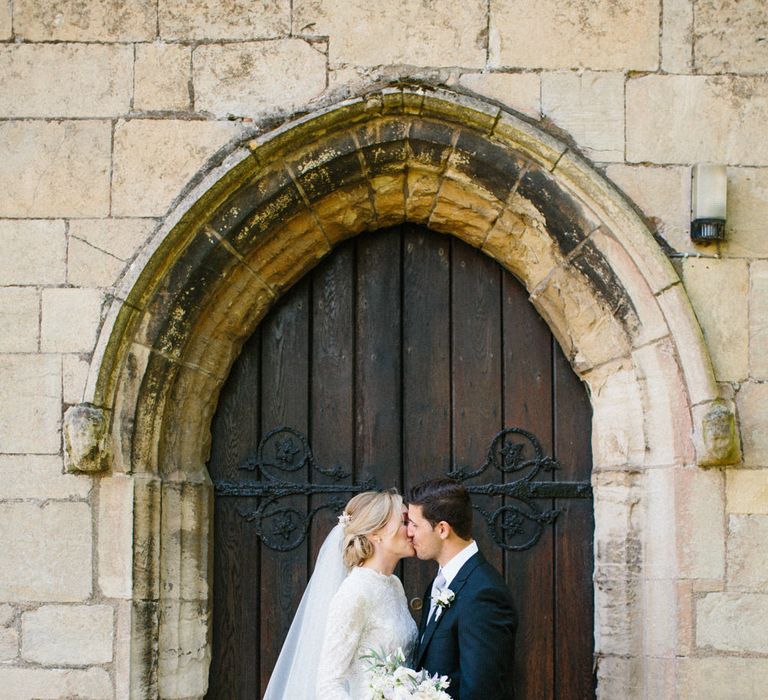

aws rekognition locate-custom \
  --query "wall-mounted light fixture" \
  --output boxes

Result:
[691,163,727,243]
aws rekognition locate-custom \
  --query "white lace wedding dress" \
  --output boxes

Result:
[316,566,418,699]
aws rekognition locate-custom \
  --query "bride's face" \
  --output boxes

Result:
[374,508,415,560]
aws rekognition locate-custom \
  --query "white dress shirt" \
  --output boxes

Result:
[427,540,479,621]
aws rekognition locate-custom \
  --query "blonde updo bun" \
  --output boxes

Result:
[341,489,402,568]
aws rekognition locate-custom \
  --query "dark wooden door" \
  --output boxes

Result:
[207,225,595,699]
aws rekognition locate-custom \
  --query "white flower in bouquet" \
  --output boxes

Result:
[361,647,452,700]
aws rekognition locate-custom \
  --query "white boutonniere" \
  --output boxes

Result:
[432,588,455,620]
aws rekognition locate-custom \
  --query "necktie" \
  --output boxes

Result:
[427,570,447,626]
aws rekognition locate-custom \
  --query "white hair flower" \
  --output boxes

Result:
[338,510,352,527]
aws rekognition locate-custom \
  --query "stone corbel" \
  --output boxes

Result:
[693,399,742,467]
[63,403,112,473]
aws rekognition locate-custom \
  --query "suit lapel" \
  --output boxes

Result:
[415,552,485,666]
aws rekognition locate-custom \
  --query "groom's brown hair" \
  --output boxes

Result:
[408,478,473,540]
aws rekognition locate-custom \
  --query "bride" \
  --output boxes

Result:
[263,490,418,699]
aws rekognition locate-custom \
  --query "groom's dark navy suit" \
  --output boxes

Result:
[415,551,517,700]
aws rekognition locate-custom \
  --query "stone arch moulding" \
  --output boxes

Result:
[74,86,739,698]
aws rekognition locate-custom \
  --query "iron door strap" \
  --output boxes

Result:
[212,426,592,552]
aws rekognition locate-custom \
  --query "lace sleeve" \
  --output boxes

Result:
[315,577,368,700]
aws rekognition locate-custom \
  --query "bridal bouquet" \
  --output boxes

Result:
[361,647,452,700]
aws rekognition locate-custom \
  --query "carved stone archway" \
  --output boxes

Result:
[77,86,738,698]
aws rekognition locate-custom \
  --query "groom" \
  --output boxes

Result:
[407,478,517,700]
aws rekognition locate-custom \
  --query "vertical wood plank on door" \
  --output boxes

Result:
[355,230,402,489]
[450,238,503,573]
[402,224,452,622]
[554,344,595,699]
[259,281,310,694]
[310,246,355,569]
[208,329,262,699]
[502,275,556,700]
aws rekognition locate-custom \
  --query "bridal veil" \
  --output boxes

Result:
[263,523,349,699]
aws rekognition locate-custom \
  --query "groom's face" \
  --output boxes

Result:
[406,504,443,561]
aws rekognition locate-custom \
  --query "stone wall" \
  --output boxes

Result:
[0,1,766,698]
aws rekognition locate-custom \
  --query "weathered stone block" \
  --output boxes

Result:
[63,404,110,474]
[677,581,694,655]
[0,121,111,217]
[482,202,560,292]
[645,657,676,700]
[98,476,134,598]
[681,258,749,382]
[0,667,112,699]
[22,605,113,665]
[41,288,103,354]
[531,264,631,373]
[695,0,768,74]
[0,502,91,602]
[589,229,667,348]
[595,655,642,699]
[587,359,646,469]
[71,218,155,263]
[662,0,693,72]
[428,177,501,248]
[0,288,39,352]
[722,169,768,259]
[644,468,677,579]
[14,0,156,41]
[458,72,541,119]
[160,0,289,40]
[627,75,768,165]
[727,515,768,589]
[677,467,725,579]
[193,40,326,118]
[0,455,91,501]
[158,600,210,697]
[737,382,768,467]
[294,0,486,67]
[656,283,718,408]
[632,340,693,466]
[605,165,693,256]
[0,354,61,454]
[692,399,741,468]
[0,44,132,118]
[0,220,67,285]
[114,600,131,698]
[697,592,768,652]
[68,237,126,289]
[751,263,768,379]
[112,119,240,217]
[63,354,91,405]
[593,471,644,657]
[134,43,191,112]
[541,71,625,163]
[0,605,14,627]
[0,2,10,39]
[489,0,659,70]
[644,579,677,658]
[679,657,768,700]
[0,627,18,662]
[727,469,768,514]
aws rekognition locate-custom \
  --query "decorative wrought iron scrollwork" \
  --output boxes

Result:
[214,426,376,551]
[213,426,591,552]
[448,427,590,551]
